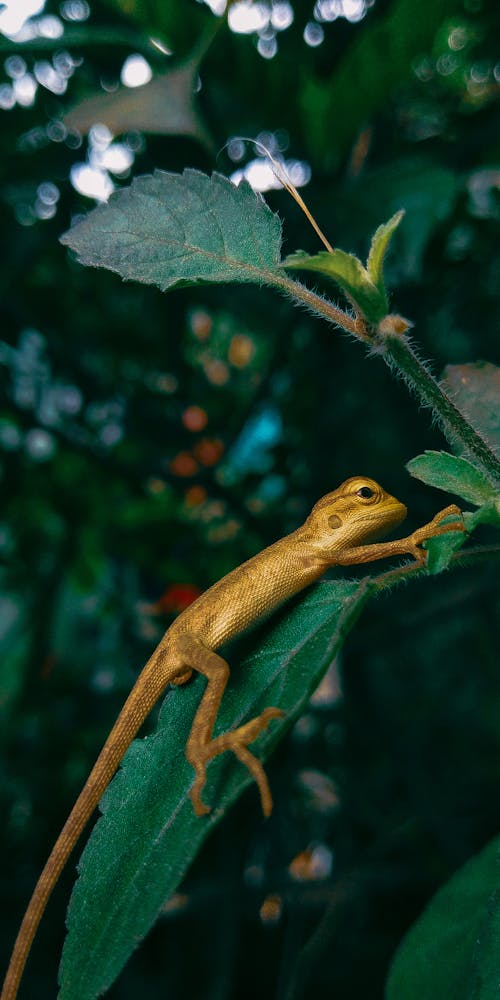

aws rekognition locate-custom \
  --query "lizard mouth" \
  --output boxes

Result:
[358,499,407,543]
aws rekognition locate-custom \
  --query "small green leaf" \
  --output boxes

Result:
[407,451,498,506]
[366,209,405,295]
[58,579,374,999]
[424,525,467,575]
[60,169,283,291]
[464,504,500,530]
[385,834,500,1000]
[283,248,386,323]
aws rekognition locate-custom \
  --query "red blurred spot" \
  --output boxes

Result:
[170,451,198,477]
[182,405,208,432]
[193,437,224,467]
[156,583,202,613]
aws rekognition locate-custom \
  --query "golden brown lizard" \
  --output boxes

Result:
[1,477,462,999]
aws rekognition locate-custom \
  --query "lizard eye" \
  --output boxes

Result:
[356,486,375,500]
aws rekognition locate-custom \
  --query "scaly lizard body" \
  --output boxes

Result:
[1,477,462,999]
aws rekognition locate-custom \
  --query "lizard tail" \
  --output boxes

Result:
[1,661,171,1000]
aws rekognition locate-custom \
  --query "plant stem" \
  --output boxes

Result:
[276,273,500,486]
[371,543,500,594]
[380,334,500,486]
[272,272,362,336]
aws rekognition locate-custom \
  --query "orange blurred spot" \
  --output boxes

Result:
[347,125,373,178]
[207,518,241,543]
[289,848,315,881]
[289,844,333,881]
[184,485,207,506]
[182,405,208,432]
[204,358,230,386]
[193,438,224,467]
[40,653,57,680]
[170,452,198,477]
[161,893,190,914]
[259,894,283,925]
[228,333,255,368]
[156,583,202,613]
[190,309,212,341]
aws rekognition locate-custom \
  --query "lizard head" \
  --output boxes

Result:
[303,477,407,558]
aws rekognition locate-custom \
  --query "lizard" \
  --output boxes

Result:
[1,476,463,999]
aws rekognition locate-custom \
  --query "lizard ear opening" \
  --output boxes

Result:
[328,514,342,529]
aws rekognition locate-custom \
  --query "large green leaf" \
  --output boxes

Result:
[58,578,373,999]
[385,834,500,1000]
[60,170,283,291]
[473,888,500,1000]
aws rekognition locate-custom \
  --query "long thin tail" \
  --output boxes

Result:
[1,662,170,1000]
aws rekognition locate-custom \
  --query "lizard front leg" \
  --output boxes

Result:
[334,505,464,567]
[175,635,283,817]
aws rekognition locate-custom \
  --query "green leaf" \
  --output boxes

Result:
[60,170,283,291]
[406,451,498,506]
[472,887,500,1000]
[58,579,373,999]
[463,505,500,531]
[283,248,386,323]
[385,834,500,1000]
[366,210,405,296]
[424,525,467,575]
[443,363,500,460]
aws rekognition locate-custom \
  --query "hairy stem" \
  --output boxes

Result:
[380,334,500,486]
[276,273,500,485]
[371,543,500,594]
[272,272,363,336]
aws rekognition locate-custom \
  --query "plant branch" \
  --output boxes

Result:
[274,273,500,486]
[378,332,500,487]
[371,543,500,594]
[272,272,363,337]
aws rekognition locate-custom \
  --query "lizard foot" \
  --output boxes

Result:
[409,505,465,564]
[189,706,283,818]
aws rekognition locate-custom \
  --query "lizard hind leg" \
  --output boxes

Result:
[175,635,283,818]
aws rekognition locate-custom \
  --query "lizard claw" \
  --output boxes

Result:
[408,505,466,567]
